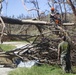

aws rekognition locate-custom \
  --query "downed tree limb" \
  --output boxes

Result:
[62,23,75,26]
[0,16,53,25]
[0,16,75,26]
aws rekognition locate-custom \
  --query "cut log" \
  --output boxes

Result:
[62,23,75,26]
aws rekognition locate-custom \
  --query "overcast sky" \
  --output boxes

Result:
[2,0,49,18]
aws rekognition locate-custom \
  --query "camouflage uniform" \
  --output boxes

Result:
[58,41,71,73]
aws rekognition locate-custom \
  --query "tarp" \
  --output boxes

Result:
[18,60,39,68]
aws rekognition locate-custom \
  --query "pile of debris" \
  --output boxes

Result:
[0,37,60,67]
[0,36,76,67]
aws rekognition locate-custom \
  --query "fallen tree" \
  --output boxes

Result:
[0,16,76,67]
[0,16,75,26]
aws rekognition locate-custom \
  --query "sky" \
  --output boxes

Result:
[1,0,73,18]
[2,0,50,18]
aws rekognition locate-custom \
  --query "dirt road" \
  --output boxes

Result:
[0,68,14,75]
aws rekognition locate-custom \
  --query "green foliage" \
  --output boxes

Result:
[0,44,16,51]
[9,64,76,75]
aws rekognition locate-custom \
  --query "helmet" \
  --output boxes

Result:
[51,7,54,11]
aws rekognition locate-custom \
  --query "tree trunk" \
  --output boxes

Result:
[67,0,76,16]
[58,0,63,21]
[63,0,67,22]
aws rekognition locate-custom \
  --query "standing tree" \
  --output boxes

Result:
[0,0,4,14]
[21,0,46,37]
[66,0,76,23]
[21,0,41,20]
[67,0,76,16]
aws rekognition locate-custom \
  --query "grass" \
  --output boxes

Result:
[8,64,76,75]
[0,41,28,51]
[0,44,16,51]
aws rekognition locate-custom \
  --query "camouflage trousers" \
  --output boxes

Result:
[60,54,71,73]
